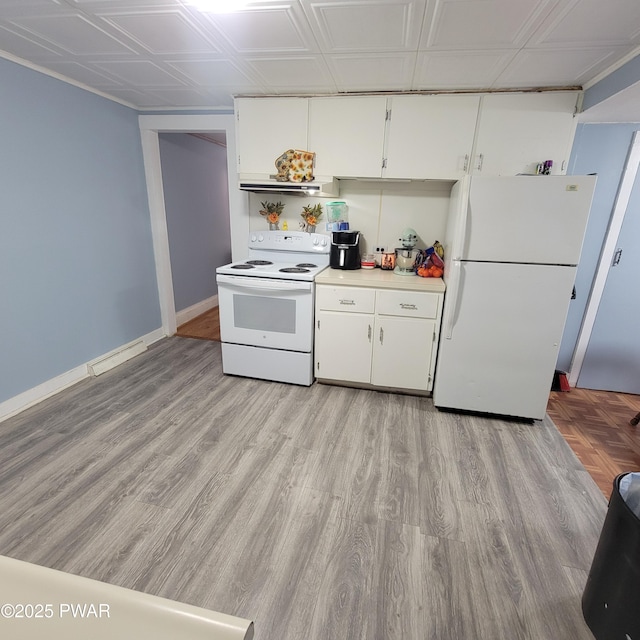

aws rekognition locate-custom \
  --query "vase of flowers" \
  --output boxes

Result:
[259,200,285,230]
[301,203,323,233]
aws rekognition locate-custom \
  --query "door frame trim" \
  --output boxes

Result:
[569,129,640,386]
[138,114,249,337]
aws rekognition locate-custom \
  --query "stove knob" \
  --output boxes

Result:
[312,236,319,245]
[250,234,257,242]
[321,236,328,246]
[258,234,264,242]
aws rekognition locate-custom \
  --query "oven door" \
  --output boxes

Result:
[217,274,314,352]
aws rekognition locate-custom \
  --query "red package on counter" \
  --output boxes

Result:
[415,244,444,278]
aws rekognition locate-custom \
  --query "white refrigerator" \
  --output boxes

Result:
[433,174,597,420]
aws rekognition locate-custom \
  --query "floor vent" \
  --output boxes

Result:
[88,340,147,377]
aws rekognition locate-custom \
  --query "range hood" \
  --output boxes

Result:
[238,174,339,197]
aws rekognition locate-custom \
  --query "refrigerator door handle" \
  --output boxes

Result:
[443,259,463,340]
[454,187,471,262]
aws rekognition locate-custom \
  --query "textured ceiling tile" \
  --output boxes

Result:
[166,58,258,89]
[413,49,514,89]
[101,10,222,54]
[326,52,416,91]
[0,1,70,21]
[1,0,640,113]
[44,60,125,86]
[495,47,628,87]
[102,87,164,107]
[93,59,186,85]
[204,4,316,53]
[199,87,240,105]
[533,0,640,46]
[9,14,137,55]
[143,87,227,107]
[0,24,62,60]
[71,1,175,6]
[424,0,555,49]
[245,55,336,89]
[303,0,425,51]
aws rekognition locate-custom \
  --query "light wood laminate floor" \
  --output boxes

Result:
[177,307,640,500]
[0,337,606,639]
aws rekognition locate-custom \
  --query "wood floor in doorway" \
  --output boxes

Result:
[547,388,640,498]
[176,306,220,341]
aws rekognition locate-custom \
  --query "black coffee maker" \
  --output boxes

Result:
[330,231,361,269]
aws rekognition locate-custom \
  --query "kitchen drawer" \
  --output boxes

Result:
[316,286,375,313]
[376,290,440,318]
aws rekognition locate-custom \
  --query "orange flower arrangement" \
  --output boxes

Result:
[301,203,323,229]
[259,201,285,228]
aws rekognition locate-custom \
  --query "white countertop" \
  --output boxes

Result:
[316,267,445,292]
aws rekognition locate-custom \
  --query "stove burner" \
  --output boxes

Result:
[280,267,310,273]
[230,264,255,270]
[246,260,273,266]
[296,263,317,269]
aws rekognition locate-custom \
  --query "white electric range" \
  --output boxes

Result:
[216,230,330,385]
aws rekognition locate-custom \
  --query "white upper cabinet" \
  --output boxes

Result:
[236,97,308,176]
[235,91,580,180]
[472,92,579,176]
[308,96,388,178]
[384,95,480,180]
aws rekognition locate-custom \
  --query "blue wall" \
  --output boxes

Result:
[159,133,231,312]
[582,54,640,111]
[557,122,640,371]
[0,58,161,403]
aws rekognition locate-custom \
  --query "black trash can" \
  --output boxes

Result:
[582,473,640,640]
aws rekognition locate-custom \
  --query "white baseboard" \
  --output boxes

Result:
[0,365,89,424]
[0,327,166,423]
[142,327,165,347]
[88,339,147,376]
[176,295,218,327]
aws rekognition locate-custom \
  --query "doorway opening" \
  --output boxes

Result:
[138,114,249,340]
[159,131,229,342]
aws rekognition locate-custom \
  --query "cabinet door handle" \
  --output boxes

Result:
[612,248,623,266]
[368,325,372,341]
[339,299,355,305]
[400,303,417,310]
[476,153,484,171]
[379,327,384,345]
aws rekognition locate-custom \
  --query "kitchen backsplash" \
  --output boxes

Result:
[248,180,454,255]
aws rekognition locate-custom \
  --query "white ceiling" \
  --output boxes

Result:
[2,0,640,118]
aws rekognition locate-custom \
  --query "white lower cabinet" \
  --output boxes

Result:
[315,284,443,393]
[371,315,436,391]
[314,310,374,383]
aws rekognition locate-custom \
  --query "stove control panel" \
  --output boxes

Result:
[249,230,329,254]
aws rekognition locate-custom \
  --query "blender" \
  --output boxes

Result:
[394,228,419,275]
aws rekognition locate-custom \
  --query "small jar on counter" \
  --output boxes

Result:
[361,254,376,269]
[381,252,396,270]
